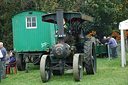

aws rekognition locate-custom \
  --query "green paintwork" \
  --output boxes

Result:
[12,11,56,52]
[96,45,107,57]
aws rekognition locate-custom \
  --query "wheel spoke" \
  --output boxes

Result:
[79,65,82,69]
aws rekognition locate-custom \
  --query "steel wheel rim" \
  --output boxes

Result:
[40,55,51,82]
[73,54,83,81]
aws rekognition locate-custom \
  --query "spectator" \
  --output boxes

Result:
[0,42,7,79]
[101,36,109,57]
[5,52,16,74]
[102,36,108,44]
[106,37,118,59]
[7,51,16,65]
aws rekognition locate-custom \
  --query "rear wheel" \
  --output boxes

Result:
[40,55,51,82]
[84,40,97,74]
[17,54,26,71]
[73,54,83,81]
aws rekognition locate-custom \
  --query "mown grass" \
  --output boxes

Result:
[1,56,128,85]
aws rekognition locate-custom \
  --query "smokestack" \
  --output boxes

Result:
[56,7,65,42]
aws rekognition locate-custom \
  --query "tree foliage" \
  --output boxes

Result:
[77,0,120,37]
[0,0,128,50]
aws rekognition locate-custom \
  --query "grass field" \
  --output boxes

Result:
[1,56,128,85]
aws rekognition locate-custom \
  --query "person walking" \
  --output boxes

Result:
[0,42,7,79]
[106,37,118,59]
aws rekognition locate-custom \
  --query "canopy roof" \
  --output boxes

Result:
[119,19,128,30]
[42,12,93,24]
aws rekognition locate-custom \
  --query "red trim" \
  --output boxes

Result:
[42,16,57,24]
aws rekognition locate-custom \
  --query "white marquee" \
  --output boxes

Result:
[119,20,128,67]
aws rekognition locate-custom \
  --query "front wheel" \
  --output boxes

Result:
[40,55,51,82]
[73,54,83,81]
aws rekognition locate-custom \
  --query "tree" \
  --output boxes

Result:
[0,0,128,50]
[77,0,122,38]
[0,0,36,50]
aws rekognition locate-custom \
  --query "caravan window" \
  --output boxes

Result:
[26,17,37,29]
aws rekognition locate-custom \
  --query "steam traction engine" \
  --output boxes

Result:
[40,8,97,82]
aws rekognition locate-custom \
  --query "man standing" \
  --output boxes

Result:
[102,36,108,44]
[101,36,109,57]
[106,37,118,59]
[0,42,7,79]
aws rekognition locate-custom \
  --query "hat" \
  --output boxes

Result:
[107,37,110,39]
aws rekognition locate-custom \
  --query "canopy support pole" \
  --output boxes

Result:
[121,29,126,67]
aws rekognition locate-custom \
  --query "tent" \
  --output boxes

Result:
[119,19,128,67]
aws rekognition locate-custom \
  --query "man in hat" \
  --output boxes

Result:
[106,37,118,59]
